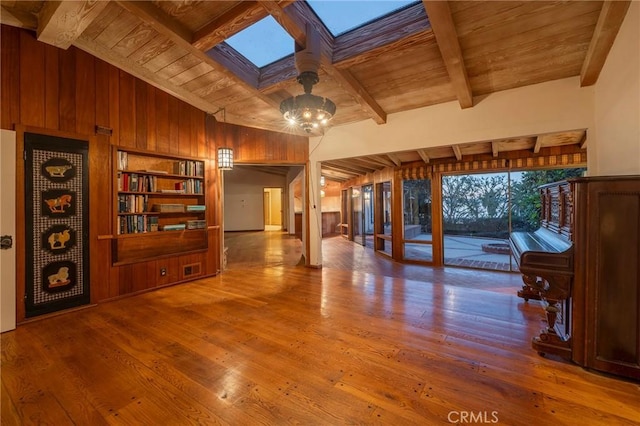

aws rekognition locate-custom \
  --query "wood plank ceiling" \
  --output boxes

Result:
[0,0,630,182]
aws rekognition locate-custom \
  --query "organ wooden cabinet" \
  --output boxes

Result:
[571,176,640,380]
[512,176,640,380]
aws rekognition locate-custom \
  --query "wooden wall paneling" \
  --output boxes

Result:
[1,26,21,129]
[108,64,120,146]
[167,256,180,284]
[178,103,191,157]
[145,260,158,290]
[118,264,133,295]
[155,89,170,154]
[44,44,60,130]
[194,108,206,159]
[135,78,147,150]
[19,31,45,128]
[75,49,96,135]
[146,84,157,152]
[92,59,113,303]
[131,262,148,293]
[168,95,180,155]
[118,71,135,147]
[58,47,76,133]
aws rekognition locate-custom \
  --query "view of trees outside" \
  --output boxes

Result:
[442,168,585,239]
[403,179,432,237]
[510,168,585,232]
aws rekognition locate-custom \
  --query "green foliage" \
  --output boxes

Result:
[510,168,585,231]
[439,168,585,235]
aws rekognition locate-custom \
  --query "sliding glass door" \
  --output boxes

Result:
[442,172,511,270]
[441,168,585,271]
[402,179,433,262]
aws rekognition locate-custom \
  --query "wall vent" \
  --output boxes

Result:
[183,262,202,279]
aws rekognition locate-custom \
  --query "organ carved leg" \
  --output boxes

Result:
[517,274,541,301]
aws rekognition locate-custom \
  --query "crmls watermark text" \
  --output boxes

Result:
[448,411,499,424]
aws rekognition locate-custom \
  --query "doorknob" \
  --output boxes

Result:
[0,235,12,250]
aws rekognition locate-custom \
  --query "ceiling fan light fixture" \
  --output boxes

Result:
[280,27,336,134]
[280,89,336,134]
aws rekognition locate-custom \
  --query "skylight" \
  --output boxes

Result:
[224,15,294,68]
[307,0,419,36]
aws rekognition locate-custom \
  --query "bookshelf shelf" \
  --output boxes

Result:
[112,148,208,264]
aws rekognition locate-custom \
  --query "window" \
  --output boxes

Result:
[223,16,293,67]
[307,0,419,36]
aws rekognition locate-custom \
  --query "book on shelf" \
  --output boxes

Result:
[173,160,204,177]
[186,220,206,230]
[162,224,186,231]
[151,204,184,213]
[174,179,202,194]
[138,169,168,174]
[117,214,158,234]
[186,205,206,212]
[118,172,157,192]
[118,151,128,170]
[118,194,149,213]
[159,189,185,194]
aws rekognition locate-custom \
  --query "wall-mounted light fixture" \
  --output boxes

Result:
[218,147,233,170]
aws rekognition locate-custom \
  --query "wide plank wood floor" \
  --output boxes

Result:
[2,231,639,425]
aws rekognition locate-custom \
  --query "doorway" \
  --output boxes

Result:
[263,187,283,231]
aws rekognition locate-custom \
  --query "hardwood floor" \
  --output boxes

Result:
[2,231,639,425]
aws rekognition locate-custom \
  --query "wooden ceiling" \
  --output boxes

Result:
[0,1,630,182]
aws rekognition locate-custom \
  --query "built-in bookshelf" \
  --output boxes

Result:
[112,148,208,264]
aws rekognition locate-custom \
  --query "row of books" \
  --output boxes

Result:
[174,179,203,194]
[174,160,204,177]
[117,172,202,194]
[118,194,148,213]
[118,172,158,192]
[117,215,159,235]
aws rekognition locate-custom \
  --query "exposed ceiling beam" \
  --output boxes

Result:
[417,149,430,164]
[452,145,462,161]
[192,2,269,52]
[325,68,387,124]
[422,1,473,109]
[262,0,387,125]
[367,155,397,167]
[387,153,401,167]
[115,1,281,111]
[116,0,192,43]
[324,161,374,175]
[579,131,588,150]
[491,141,499,158]
[0,5,38,29]
[580,0,631,87]
[533,136,543,154]
[259,1,305,43]
[321,164,360,178]
[332,3,431,66]
[37,0,110,49]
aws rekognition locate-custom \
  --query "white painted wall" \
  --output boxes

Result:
[307,77,597,266]
[1,130,17,332]
[593,2,640,176]
[310,77,595,161]
[223,168,287,231]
